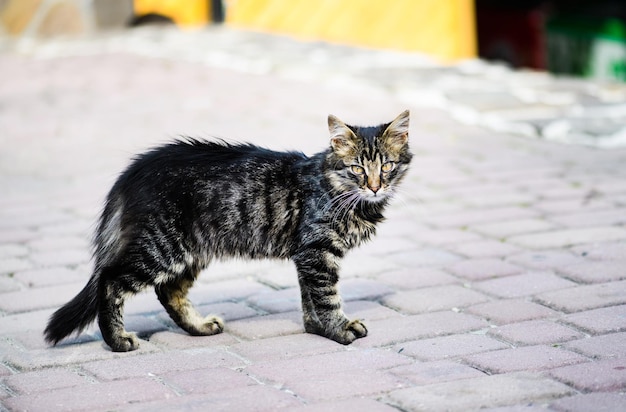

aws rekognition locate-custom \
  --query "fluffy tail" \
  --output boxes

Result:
[44,275,99,345]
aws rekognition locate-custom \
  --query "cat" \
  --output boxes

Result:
[44,110,412,352]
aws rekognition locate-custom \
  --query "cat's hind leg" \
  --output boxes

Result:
[98,268,144,352]
[155,273,224,336]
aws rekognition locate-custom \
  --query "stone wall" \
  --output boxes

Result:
[0,0,134,37]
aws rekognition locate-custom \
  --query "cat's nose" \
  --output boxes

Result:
[369,185,380,193]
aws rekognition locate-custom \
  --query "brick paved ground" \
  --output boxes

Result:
[1,27,626,411]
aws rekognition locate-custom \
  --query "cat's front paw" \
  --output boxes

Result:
[310,318,368,345]
[336,319,368,344]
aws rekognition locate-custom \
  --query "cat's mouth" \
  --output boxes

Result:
[361,188,389,203]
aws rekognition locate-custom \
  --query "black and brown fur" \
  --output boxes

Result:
[44,110,412,351]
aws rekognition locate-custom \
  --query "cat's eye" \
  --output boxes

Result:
[350,165,365,175]
[382,162,395,173]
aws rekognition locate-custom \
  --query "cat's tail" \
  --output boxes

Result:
[44,274,99,346]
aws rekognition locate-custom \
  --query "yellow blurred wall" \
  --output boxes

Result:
[226,0,477,61]
[133,0,476,61]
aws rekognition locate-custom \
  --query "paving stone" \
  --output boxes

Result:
[246,287,301,313]
[148,331,240,349]
[562,305,626,334]
[466,299,559,324]
[12,267,86,288]
[344,300,402,321]
[550,392,626,412]
[197,301,260,322]
[407,229,483,246]
[395,334,509,361]
[284,370,408,401]
[29,249,91,268]
[548,358,626,392]
[508,227,626,249]
[0,244,28,259]
[244,348,412,384]
[0,275,22,292]
[506,250,585,270]
[423,207,538,229]
[0,283,87,313]
[230,333,343,362]
[82,349,245,381]
[571,242,626,261]
[188,279,273,305]
[564,332,626,359]
[3,378,177,412]
[284,398,398,412]
[382,285,489,314]
[4,340,162,370]
[226,311,304,340]
[446,258,524,280]
[4,368,91,395]
[388,359,486,385]
[463,345,588,374]
[352,311,488,348]
[488,320,584,346]
[375,268,458,289]
[533,197,613,214]
[557,261,626,283]
[548,208,626,228]
[448,240,522,258]
[387,248,463,268]
[123,385,302,411]
[386,372,574,412]
[161,367,257,395]
[0,258,33,275]
[474,272,577,299]
[470,218,559,238]
[536,280,626,313]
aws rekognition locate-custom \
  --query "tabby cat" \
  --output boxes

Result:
[44,110,412,352]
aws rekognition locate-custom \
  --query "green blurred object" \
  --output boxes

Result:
[547,15,626,82]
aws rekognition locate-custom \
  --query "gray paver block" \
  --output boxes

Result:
[388,360,486,385]
[124,385,303,411]
[557,261,626,283]
[550,392,626,412]
[548,358,626,392]
[375,267,459,289]
[564,332,626,359]
[386,372,574,412]
[507,227,626,249]
[562,304,626,334]
[81,349,245,381]
[474,272,577,299]
[506,250,584,270]
[395,333,509,361]
[466,299,559,324]
[463,345,588,374]
[3,378,176,412]
[284,398,399,412]
[3,368,91,395]
[446,258,523,280]
[536,280,626,313]
[382,285,489,314]
[488,320,584,346]
[229,333,342,362]
[351,311,488,348]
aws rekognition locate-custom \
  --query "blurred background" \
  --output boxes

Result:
[1,0,625,82]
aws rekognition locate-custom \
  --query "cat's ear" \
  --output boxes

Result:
[328,114,358,157]
[382,110,410,153]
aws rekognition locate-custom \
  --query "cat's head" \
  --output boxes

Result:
[325,110,412,204]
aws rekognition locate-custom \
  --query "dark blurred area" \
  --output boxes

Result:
[477,0,626,81]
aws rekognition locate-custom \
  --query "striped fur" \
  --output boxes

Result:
[44,110,411,351]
